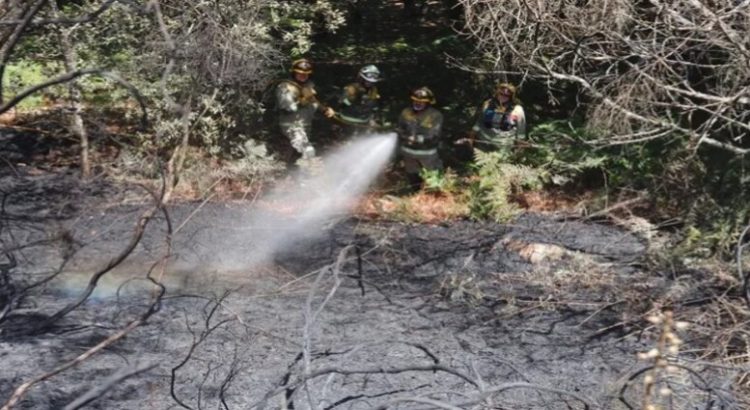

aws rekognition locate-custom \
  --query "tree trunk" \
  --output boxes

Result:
[50,2,91,178]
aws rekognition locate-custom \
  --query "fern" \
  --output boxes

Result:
[471,150,541,222]
[420,168,459,194]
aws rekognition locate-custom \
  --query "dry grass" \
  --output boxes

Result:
[356,191,469,223]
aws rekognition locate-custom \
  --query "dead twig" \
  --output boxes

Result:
[62,362,157,410]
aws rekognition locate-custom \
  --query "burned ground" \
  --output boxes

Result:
[1,166,741,410]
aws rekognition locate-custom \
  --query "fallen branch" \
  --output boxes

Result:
[62,362,157,410]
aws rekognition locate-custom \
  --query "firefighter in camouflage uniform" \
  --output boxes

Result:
[396,86,444,187]
[275,58,335,162]
[336,64,383,134]
[466,82,526,152]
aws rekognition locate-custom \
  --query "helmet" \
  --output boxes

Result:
[410,87,436,105]
[495,82,517,97]
[291,58,313,74]
[359,65,382,83]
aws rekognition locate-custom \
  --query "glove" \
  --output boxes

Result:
[302,145,316,159]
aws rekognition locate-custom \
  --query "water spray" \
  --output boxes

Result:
[55,133,397,297]
[190,132,398,273]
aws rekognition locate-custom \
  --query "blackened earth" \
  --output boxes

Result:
[0,166,734,410]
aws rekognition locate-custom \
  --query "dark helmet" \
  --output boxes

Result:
[291,58,313,74]
[358,65,382,83]
[410,87,436,105]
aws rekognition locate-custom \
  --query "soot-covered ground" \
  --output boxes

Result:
[1,165,735,409]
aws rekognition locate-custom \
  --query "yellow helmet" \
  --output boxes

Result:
[291,58,313,74]
[410,87,436,105]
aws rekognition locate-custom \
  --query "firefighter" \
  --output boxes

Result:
[335,64,383,135]
[458,82,526,152]
[396,86,444,188]
[275,58,336,162]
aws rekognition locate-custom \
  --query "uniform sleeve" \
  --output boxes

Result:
[339,84,357,107]
[276,83,299,113]
[301,84,321,110]
[512,105,526,138]
[397,109,413,140]
[425,110,443,141]
[472,100,487,132]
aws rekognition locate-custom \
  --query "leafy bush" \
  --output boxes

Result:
[513,120,750,258]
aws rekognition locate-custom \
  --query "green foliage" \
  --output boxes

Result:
[518,121,618,186]
[518,120,750,259]
[420,168,459,194]
[468,149,541,222]
[3,61,57,109]
[516,120,691,193]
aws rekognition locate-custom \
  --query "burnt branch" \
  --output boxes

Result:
[0,174,173,409]
[0,273,165,410]
[34,189,163,332]
[170,292,235,410]
[370,381,596,410]
[62,362,157,410]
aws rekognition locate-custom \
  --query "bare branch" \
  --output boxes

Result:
[62,362,157,410]
[458,0,750,154]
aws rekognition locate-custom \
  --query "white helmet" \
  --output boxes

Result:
[358,65,382,83]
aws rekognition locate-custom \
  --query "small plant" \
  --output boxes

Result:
[469,149,542,222]
[439,271,483,305]
[420,168,459,194]
[631,309,690,410]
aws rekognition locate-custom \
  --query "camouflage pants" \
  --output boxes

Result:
[280,119,315,158]
[474,130,518,160]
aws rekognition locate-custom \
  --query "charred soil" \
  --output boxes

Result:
[1,164,745,409]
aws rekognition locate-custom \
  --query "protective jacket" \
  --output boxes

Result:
[338,82,381,125]
[397,106,443,155]
[275,79,322,132]
[472,98,526,146]
[275,79,328,159]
